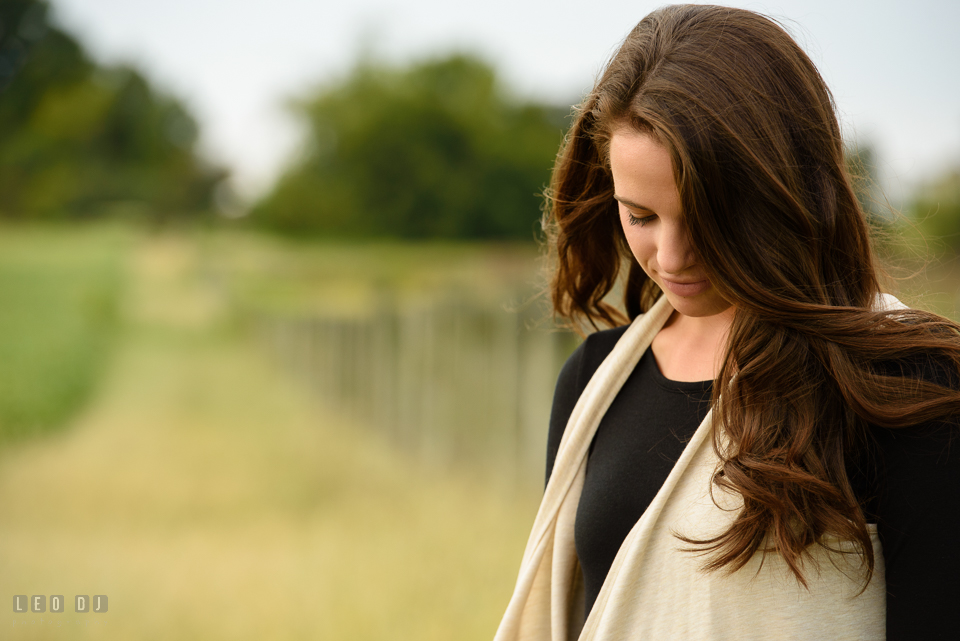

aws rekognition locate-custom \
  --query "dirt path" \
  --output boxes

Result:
[0,234,536,640]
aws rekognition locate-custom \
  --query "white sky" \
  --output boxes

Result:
[50,0,960,202]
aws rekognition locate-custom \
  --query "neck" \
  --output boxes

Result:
[666,305,735,341]
[651,306,735,382]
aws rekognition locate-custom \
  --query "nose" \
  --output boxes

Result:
[657,221,697,276]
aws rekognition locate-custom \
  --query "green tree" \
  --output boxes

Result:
[0,0,224,221]
[253,54,568,239]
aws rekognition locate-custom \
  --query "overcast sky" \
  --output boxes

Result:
[50,0,960,201]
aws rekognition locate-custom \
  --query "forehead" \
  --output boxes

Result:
[609,128,679,211]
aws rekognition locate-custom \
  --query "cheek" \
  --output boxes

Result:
[622,227,655,270]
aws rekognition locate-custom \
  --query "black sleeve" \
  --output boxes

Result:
[545,325,630,486]
[874,417,960,641]
[870,351,960,640]
[545,340,587,486]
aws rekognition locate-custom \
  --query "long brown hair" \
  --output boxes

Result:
[546,4,960,586]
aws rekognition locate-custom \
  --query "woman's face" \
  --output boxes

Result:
[609,127,731,318]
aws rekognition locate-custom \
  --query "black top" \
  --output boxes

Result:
[546,324,960,640]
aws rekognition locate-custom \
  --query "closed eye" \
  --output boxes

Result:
[614,195,657,228]
[626,211,656,227]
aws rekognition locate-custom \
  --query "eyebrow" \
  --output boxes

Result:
[613,195,655,212]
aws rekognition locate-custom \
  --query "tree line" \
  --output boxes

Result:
[254,58,959,246]
[1,0,957,245]
[251,54,569,240]
[0,0,222,223]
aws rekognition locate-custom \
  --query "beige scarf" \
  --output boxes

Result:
[495,295,885,641]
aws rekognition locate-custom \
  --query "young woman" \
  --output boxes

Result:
[496,5,960,640]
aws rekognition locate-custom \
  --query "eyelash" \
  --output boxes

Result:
[626,212,655,227]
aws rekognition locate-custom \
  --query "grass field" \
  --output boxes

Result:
[0,225,125,440]
[197,229,547,319]
[1,224,958,639]
[0,230,540,640]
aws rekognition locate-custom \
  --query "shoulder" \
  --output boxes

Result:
[545,323,631,484]
[867,350,960,551]
[869,351,960,488]
[875,350,959,391]
[557,323,632,397]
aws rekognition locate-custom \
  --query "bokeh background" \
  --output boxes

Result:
[1,0,958,639]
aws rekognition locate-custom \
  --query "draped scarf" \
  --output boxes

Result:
[494,294,886,641]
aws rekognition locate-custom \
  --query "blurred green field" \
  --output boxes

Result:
[875,226,960,322]
[1,224,959,640]
[0,225,125,440]
[198,230,546,319]
[0,227,541,640]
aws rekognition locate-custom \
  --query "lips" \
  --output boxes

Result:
[661,278,711,297]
